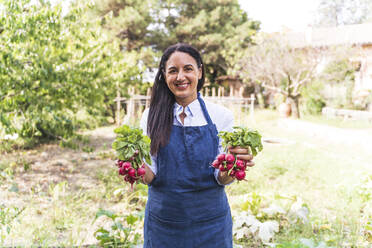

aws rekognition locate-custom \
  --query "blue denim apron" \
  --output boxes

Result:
[144,95,233,248]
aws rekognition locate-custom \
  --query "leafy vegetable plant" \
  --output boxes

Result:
[93,209,142,248]
[112,125,151,189]
[218,126,263,156]
[212,127,263,181]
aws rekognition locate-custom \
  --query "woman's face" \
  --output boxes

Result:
[164,51,202,107]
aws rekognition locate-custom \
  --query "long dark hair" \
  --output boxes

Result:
[147,43,205,155]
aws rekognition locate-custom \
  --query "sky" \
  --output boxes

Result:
[238,0,321,32]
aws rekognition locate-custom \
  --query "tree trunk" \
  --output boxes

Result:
[287,96,300,118]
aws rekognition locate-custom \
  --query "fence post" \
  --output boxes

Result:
[212,87,216,97]
[250,93,255,121]
[125,87,135,125]
[239,86,244,98]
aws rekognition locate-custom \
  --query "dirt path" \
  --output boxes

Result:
[0,125,116,205]
[0,126,120,246]
[277,118,372,154]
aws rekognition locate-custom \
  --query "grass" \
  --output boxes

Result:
[0,109,371,247]
[227,108,372,246]
[301,113,372,129]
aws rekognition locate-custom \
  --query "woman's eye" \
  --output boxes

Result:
[185,67,193,72]
[168,70,176,74]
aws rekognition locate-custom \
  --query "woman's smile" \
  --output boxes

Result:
[174,81,191,89]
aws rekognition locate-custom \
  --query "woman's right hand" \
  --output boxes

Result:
[142,163,155,185]
[217,170,235,185]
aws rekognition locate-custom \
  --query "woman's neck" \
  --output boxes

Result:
[175,94,198,108]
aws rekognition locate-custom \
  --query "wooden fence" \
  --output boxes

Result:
[114,87,255,126]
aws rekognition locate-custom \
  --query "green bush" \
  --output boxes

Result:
[0,0,141,145]
[300,80,326,115]
[303,97,326,115]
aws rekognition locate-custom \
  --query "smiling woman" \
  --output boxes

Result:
[146,44,205,156]
[138,43,255,248]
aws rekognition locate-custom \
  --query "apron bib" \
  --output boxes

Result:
[144,94,232,248]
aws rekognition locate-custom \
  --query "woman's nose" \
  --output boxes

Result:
[176,71,185,81]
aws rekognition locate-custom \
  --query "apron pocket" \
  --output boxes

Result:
[148,212,192,248]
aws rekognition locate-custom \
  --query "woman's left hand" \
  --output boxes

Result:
[228,146,255,167]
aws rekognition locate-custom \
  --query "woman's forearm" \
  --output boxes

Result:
[142,164,155,184]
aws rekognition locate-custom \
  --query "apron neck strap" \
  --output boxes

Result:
[197,92,213,125]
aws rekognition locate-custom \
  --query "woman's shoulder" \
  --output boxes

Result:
[204,100,233,117]
[203,100,234,131]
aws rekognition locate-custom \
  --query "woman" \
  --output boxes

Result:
[140,43,254,248]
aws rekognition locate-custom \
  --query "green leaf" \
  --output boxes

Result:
[95,209,117,221]
[113,221,125,231]
[126,214,138,225]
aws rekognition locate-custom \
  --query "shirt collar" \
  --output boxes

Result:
[173,97,200,117]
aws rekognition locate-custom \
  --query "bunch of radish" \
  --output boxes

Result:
[211,153,248,180]
[115,156,146,187]
[112,125,151,190]
[213,127,263,181]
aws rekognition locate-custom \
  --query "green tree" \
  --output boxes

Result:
[0,0,141,142]
[92,0,260,83]
[231,33,327,118]
[90,0,159,70]
[91,0,155,51]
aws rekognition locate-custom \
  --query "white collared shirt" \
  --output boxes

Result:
[140,96,234,185]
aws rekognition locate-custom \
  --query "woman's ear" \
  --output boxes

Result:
[198,65,202,80]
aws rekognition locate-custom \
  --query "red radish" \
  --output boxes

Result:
[123,162,131,171]
[212,160,220,169]
[116,160,124,168]
[217,154,226,162]
[124,175,130,182]
[236,160,245,170]
[128,168,136,178]
[129,178,136,190]
[235,170,246,181]
[119,167,126,175]
[219,164,227,172]
[226,162,234,170]
[137,167,146,176]
[229,169,236,177]
[226,154,235,163]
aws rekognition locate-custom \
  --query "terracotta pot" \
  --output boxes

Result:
[278,102,291,117]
